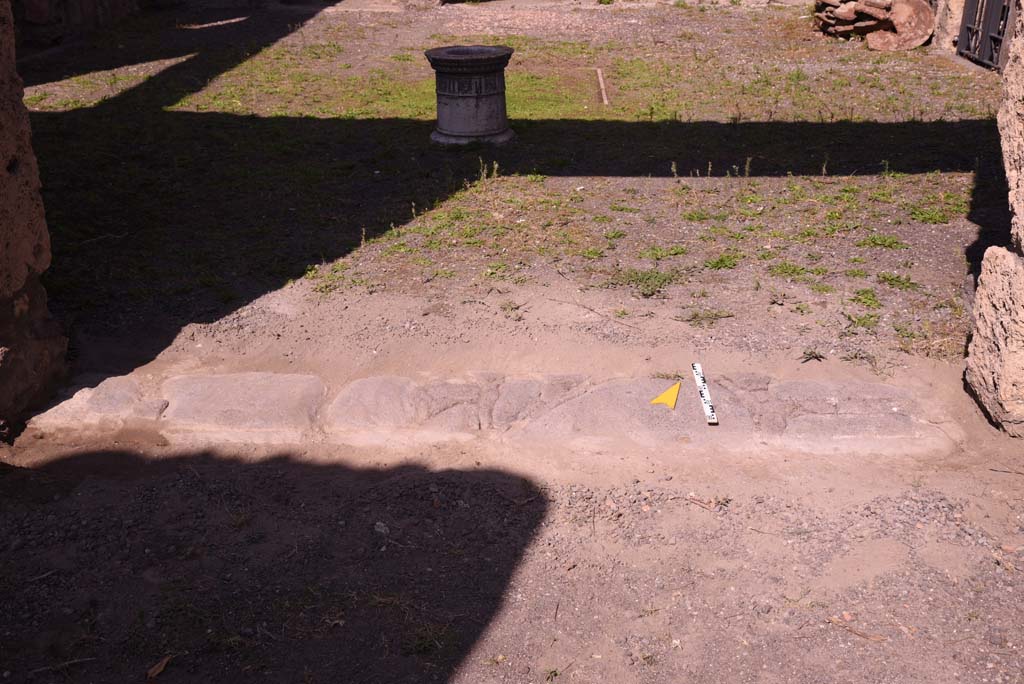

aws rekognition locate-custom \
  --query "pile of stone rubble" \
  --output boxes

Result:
[814,0,935,50]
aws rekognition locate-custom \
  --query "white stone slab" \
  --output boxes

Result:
[161,372,324,443]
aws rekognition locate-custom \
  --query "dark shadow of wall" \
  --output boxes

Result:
[0,451,547,682]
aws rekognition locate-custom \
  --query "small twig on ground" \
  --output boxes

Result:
[546,298,640,330]
[825,617,887,642]
[27,569,56,582]
[990,468,1024,477]
[70,231,135,247]
[685,496,715,511]
[554,600,560,622]
[28,657,97,675]
[747,526,780,536]
[595,68,610,105]
[495,491,540,507]
[257,624,282,642]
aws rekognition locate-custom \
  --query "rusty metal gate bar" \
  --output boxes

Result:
[957,0,1017,70]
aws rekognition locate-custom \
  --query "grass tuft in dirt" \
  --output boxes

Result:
[677,308,734,327]
[856,234,909,250]
[610,268,679,297]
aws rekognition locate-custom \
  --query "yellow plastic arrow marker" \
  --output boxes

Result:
[650,381,681,410]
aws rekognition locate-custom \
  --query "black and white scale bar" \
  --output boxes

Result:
[691,362,718,425]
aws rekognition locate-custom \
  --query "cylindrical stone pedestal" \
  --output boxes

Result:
[424,45,514,145]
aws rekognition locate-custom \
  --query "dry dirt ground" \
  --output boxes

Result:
[4,0,1024,682]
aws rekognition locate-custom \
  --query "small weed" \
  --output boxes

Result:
[500,300,524,321]
[679,308,734,327]
[704,250,742,270]
[908,192,968,224]
[877,272,919,290]
[683,209,711,221]
[433,268,455,279]
[581,247,605,259]
[842,348,881,371]
[845,312,880,331]
[604,229,627,240]
[850,288,882,309]
[844,268,869,278]
[894,323,919,339]
[405,623,451,655]
[640,245,688,260]
[612,268,677,297]
[391,53,413,62]
[614,308,630,318]
[810,282,834,294]
[610,202,639,213]
[526,173,547,183]
[801,348,825,362]
[856,234,909,250]
[795,228,820,243]
[769,261,807,278]
[792,302,811,314]
[484,262,511,279]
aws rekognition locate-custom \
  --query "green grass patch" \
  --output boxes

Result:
[640,245,688,260]
[611,268,678,297]
[704,250,742,270]
[907,191,969,224]
[845,312,880,330]
[850,288,882,309]
[768,261,807,278]
[877,272,919,290]
[856,234,909,250]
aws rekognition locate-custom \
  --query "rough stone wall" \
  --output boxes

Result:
[933,0,966,54]
[966,0,1024,436]
[0,0,65,435]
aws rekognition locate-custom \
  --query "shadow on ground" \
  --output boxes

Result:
[15,3,1011,387]
[0,452,547,682]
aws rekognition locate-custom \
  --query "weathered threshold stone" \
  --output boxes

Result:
[161,373,326,443]
[966,248,1024,437]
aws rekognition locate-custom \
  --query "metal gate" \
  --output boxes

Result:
[957,0,1017,70]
